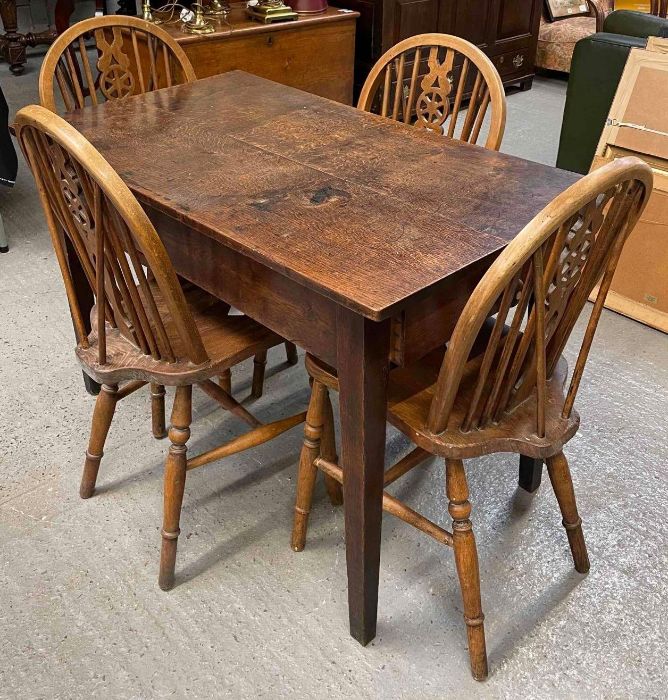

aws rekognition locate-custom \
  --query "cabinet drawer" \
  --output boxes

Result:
[493,48,531,78]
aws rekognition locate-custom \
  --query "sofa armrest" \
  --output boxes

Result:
[556,32,647,174]
[603,9,668,37]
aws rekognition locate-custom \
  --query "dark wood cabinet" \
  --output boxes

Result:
[336,0,542,98]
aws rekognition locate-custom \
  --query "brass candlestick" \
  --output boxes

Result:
[183,3,215,33]
[141,0,157,22]
[204,0,230,16]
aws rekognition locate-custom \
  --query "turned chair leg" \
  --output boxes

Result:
[321,390,343,506]
[80,383,119,499]
[251,350,268,399]
[251,344,297,399]
[546,451,590,574]
[291,380,328,552]
[446,459,488,681]
[151,383,168,439]
[285,341,298,365]
[159,384,192,591]
[219,369,232,395]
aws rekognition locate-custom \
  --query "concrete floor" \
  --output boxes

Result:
[1,64,667,699]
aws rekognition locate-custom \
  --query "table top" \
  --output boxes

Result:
[66,71,579,321]
[159,4,359,44]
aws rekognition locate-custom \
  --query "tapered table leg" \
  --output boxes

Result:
[518,455,543,493]
[336,308,390,646]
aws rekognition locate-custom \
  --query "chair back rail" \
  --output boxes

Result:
[427,157,653,436]
[650,0,667,18]
[15,105,208,367]
[358,33,507,151]
[39,16,196,114]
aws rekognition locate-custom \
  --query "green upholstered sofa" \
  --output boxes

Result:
[556,9,668,174]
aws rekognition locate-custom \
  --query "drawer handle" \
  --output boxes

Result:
[267,36,273,46]
[513,54,524,68]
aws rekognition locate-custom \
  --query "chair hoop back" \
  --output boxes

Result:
[15,104,208,367]
[427,157,653,436]
[39,16,196,114]
[358,33,507,151]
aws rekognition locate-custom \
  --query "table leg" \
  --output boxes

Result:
[0,0,74,75]
[54,0,75,34]
[336,308,390,646]
[0,0,26,75]
[518,455,543,493]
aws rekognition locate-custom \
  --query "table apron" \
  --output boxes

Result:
[148,207,339,366]
[390,256,494,366]
[147,207,485,368]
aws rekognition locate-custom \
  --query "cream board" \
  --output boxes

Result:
[591,37,668,333]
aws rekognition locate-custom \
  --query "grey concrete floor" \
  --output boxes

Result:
[1,66,667,699]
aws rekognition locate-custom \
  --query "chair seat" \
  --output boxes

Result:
[539,15,597,44]
[78,282,283,385]
[537,16,598,72]
[305,347,579,461]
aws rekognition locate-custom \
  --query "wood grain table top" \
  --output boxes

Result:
[66,70,579,320]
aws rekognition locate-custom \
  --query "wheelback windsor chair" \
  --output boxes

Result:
[291,157,652,680]
[38,16,196,113]
[357,33,507,151]
[16,105,308,591]
[38,15,297,401]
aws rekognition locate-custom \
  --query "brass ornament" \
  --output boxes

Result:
[183,3,215,33]
[204,0,230,17]
[141,0,157,22]
[246,0,297,23]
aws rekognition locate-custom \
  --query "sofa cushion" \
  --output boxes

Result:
[537,16,598,71]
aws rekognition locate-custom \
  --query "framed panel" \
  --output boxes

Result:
[544,0,590,21]
[392,0,440,44]
[497,0,537,40]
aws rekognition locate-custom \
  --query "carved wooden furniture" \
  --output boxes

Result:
[160,4,358,104]
[0,0,75,74]
[39,16,296,396]
[333,0,542,98]
[292,157,652,679]
[39,16,197,112]
[15,104,308,591]
[358,33,506,151]
[64,69,588,647]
